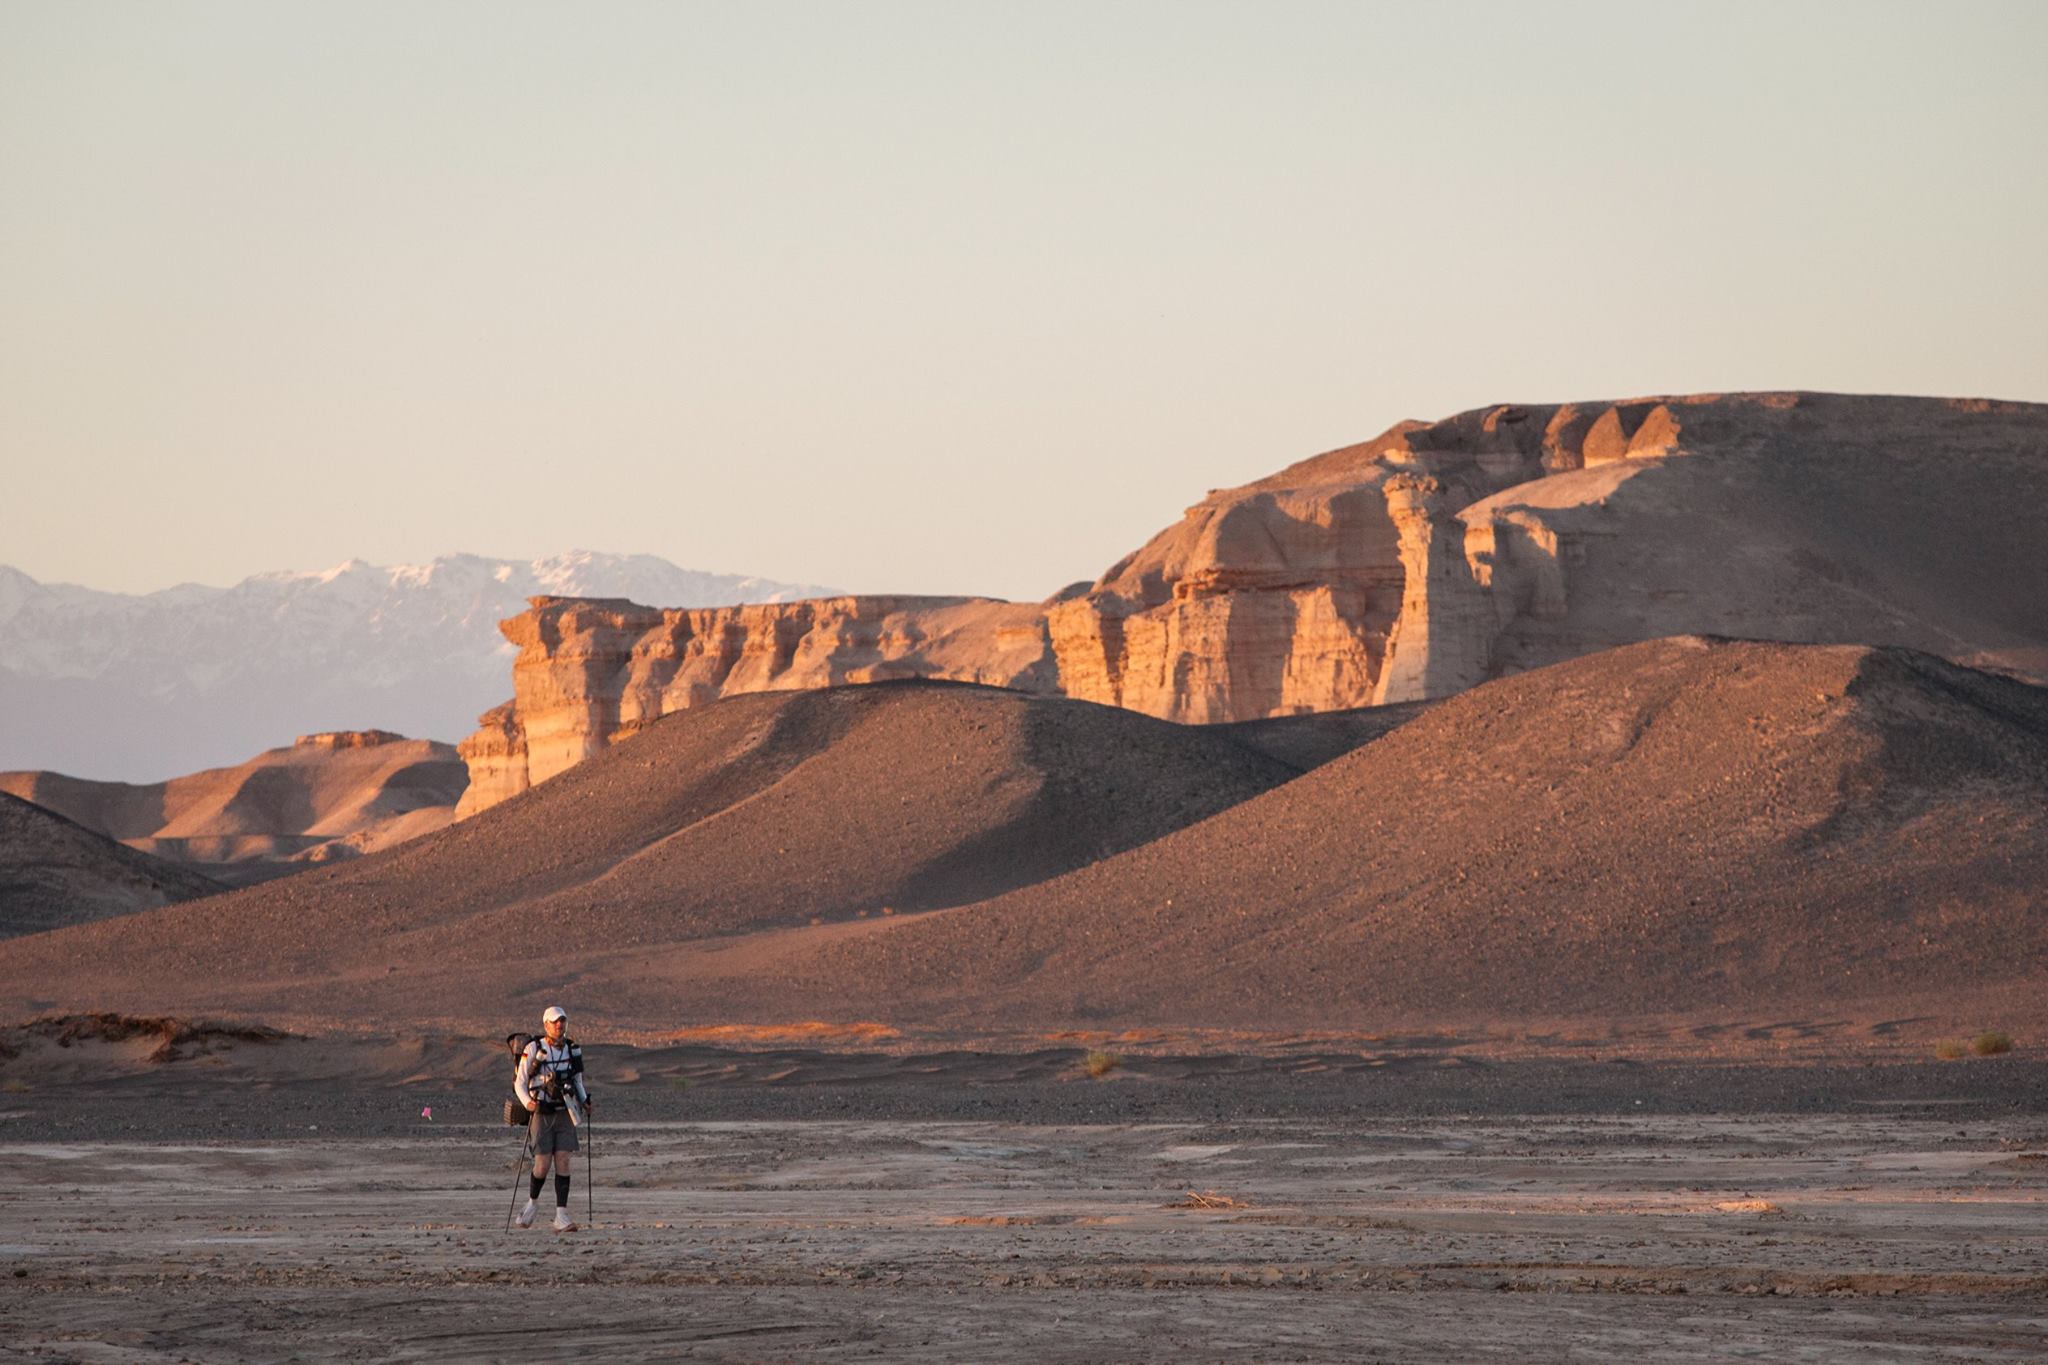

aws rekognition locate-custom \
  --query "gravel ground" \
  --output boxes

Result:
[6,1051,2048,1142]
[5,1105,2046,1362]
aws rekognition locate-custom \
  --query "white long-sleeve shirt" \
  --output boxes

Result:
[515,1036,589,1111]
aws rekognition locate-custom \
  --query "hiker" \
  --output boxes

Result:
[513,1005,593,1231]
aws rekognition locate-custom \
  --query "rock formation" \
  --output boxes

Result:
[456,596,1052,814]
[458,393,2048,814]
[1368,475,1495,705]
[1,730,467,884]
[293,729,409,751]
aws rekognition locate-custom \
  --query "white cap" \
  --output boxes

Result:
[542,1005,567,1023]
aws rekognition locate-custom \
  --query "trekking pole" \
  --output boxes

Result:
[505,1133,532,1232]
[585,1108,594,1228]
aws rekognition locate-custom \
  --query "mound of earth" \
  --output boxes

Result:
[759,638,2046,1029]
[9,643,2041,1035]
[1,730,467,886]
[0,793,222,939]
[1216,700,1432,771]
[0,1013,291,1066]
[0,682,1336,1018]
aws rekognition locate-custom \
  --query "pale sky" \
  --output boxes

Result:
[3,0,2044,602]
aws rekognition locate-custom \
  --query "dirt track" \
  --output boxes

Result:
[7,1107,2047,1362]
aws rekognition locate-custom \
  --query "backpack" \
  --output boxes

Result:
[501,1032,532,1127]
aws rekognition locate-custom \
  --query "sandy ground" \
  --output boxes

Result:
[5,1062,2047,1362]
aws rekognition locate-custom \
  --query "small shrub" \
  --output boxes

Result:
[1934,1039,1967,1061]
[0,1077,27,1094]
[1083,1049,1122,1079]
[1971,1031,2014,1057]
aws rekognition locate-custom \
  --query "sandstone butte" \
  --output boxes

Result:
[456,391,2048,816]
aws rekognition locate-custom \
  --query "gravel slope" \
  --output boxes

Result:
[0,682,1305,1009]
[0,792,222,938]
[5,641,2042,1035]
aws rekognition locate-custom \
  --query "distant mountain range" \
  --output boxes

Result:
[0,553,838,780]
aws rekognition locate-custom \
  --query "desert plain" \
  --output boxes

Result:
[3,1020,2046,1362]
[4,393,2046,1360]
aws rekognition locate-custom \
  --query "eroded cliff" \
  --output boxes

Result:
[456,595,1055,815]
[458,393,2048,814]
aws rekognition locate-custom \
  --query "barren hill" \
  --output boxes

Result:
[0,682,1314,1016]
[757,637,2048,1029]
[0,793,222,939]
[2,642,2041,1036]
[1,730,467,885]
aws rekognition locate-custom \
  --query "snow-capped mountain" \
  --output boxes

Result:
[0,554,840,781]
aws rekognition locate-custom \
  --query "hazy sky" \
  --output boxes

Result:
[4,1,2044,602]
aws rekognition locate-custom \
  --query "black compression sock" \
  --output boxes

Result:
[529,1175,545,1201]
[555,1173,571,1207]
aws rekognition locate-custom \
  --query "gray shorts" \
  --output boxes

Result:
[530,1107,578,1154]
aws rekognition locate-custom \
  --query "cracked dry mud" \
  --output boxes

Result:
[6,1114,2046,1362]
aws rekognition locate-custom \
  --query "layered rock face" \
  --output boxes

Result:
[458,393,2048,815]
[456,596,1053,815]
[293,729,409,751]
